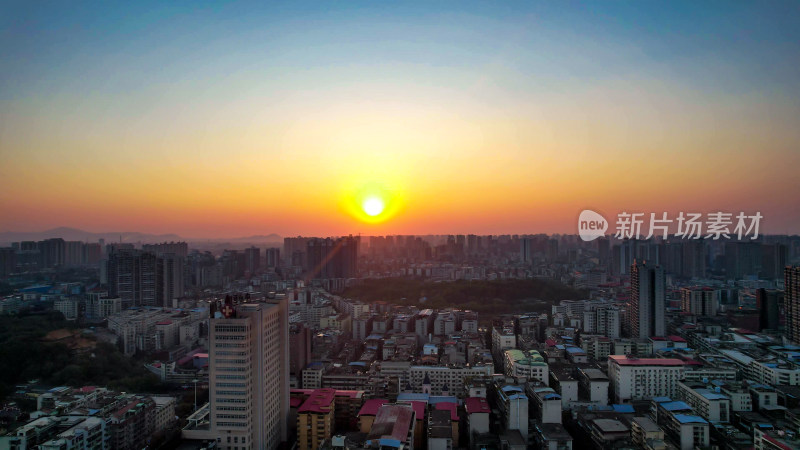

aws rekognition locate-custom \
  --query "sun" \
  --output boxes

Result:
[340,180,402,224]
[362,197,385,216]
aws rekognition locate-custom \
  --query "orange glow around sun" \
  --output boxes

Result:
[341,181,402,225]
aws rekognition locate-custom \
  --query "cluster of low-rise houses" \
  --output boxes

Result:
[0,386,175,450]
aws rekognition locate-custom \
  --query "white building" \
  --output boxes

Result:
[492,326,516,363]
[664,412,709,450]
[206,299,289,450]
[680,287,720,317]
[504,350,549,384]
[578,368,609,405]
[408,364,494,396]
[608,355,684,403]
[465,397,490,441]
[38,417,106,450]
[152,396,177,432]
[529,386,562,424]
[461,316,479,333]
[748,359,800,386]
[53,298,79,320]
[676,382,730,423]
[583,306,621,339]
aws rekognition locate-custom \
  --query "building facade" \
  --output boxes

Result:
[208,297,289,450]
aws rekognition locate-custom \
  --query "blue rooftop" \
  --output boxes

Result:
[377,438,402,448]
[589,405,613,411]
[428,396,458,405]
[673,414,708,424]
[397,393,429,401]
[697,389,728,400]
[660,401,692,411]
[612,404,635,413]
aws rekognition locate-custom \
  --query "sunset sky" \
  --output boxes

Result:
[1,1,799,237]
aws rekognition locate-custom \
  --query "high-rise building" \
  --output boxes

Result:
[597,237,610,265]
[612,240,635,276]
[583,305,621,338]
[208,296,289,450]
[107,248,161,309]
[681,241,706,279]
[785,266,800,343]
[244,246,261,273]
[546,239,559,261]
[64,241,84,266]
[467,234,479,256]
[160,253,185,307]
[84,242,102,265]
[757,288,784,331]
[0,247,15,277]
[39,238,65,268]
[284,237,312,267]
[629,261,666,339]
[680,287,720,317]
[142,241,189,258]
[289,323,312,379]
[16,241,42,272]
[761,244,787,280]
[662,241,683,278]
[265,248,280,268]
[725,242,762,280]
[305,236,359,280]
[221,250,246,279]
[520,238,532,264]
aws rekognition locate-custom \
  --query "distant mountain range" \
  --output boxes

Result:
[0,227,283,246]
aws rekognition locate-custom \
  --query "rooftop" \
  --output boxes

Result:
[367,404,415,444]
[434,402,458,421]
[581,368,609,381]
[696,389,729,401]
[465,397,491,414]
[673,414,708,424]
[593,419,628,433]
[632,416,661,433]
[609,355,684,367]
[358,399,388,417]
[659,401,692,412]
[535,422,573,441]
[298,388,336,414]
[428,409,453,439]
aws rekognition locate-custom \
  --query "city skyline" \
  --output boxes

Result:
[3,2,800,236]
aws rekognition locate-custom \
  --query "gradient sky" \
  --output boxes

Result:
[1,1,799,237]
